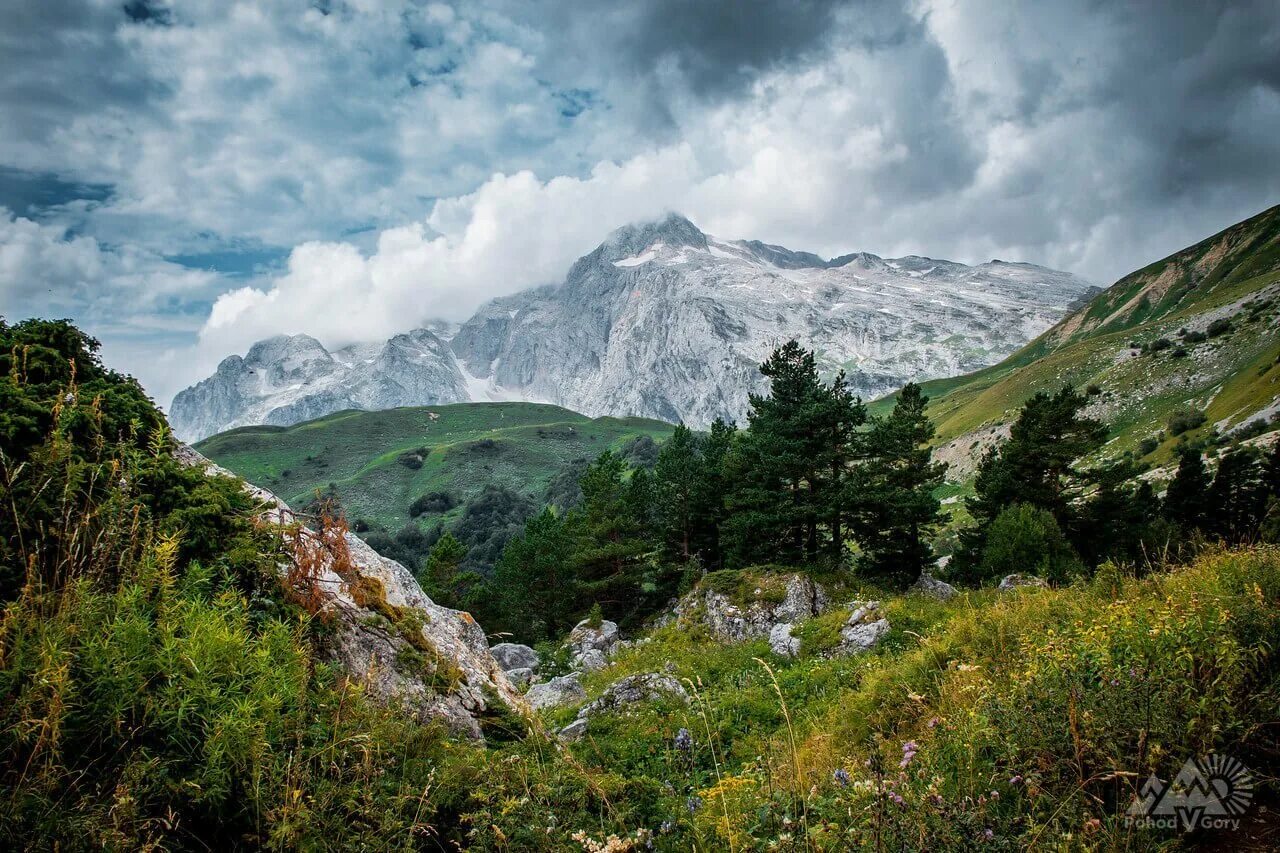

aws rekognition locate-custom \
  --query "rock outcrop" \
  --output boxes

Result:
[174,445,522,739]
[998,573,1050,591]
[566,618,621,671]
[911,573,958,601]
[491,642,540,672]
[675,573,829,643]
[559,673,689,741]
[834,602,890,655]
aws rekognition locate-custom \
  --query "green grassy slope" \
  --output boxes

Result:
[872,205,1280,474]
[196,402,675,530]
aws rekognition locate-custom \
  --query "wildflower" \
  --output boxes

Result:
[888,791,904,806]
[659,821,673,835]
[926,716,940,729]
[982,828,994,842]
[899,740,919,769]
[686,795,702,814]
[989,790,999,801]
[929,794,944,807]
[674,728,692,752]
[1009,774,1023,786]
[833,768,851,787]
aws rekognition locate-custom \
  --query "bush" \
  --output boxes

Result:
[1183,329,1208,344]
[1137,436,1160,456]
[396,451,425,469]
[1206,317,1233,337]
[1146,337,1172,352]
[1167,407,1207,436]
[1085,383,1102,396]
[976,503,1083,585]
[409,490,456,517]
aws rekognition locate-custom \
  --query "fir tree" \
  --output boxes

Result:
[490,507,575,641]
[569,451,654,619]
[1163,447,1210,533]
[1207,448,1267,540]
[421,530,466,602]
[851,383,946,585]
[654,425,703,561]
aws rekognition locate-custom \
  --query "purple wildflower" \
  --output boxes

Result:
[899,740,919,769]
[687,795,703,814]
[1009,774,1023,786]
[833,768,851,787]
[983,828,994,842]
[674,728,692,752]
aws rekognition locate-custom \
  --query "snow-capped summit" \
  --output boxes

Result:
[172,213,1098,440]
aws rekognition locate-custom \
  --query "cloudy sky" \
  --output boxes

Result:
[2,0,1279,405]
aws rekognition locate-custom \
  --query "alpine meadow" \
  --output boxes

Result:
[4,2,1280,851]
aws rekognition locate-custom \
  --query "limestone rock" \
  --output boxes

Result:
[505,667,535,689]
[573,648,609,672]
[491,642,540,672]
[526,674,587,710]
[769,623,800,658]
[834,601,890,656]
[577,673,689,720]
[998,573,1050,591]
[567,618,621,657]
[558,718,589,742]
[911,573,958,601]
[175,445,522,740]
[674,573,829,643]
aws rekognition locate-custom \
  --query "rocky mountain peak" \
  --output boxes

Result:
[599,212,708,260]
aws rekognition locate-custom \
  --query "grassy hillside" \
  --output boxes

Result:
[872,205,1280,480]
[196,402,675,531]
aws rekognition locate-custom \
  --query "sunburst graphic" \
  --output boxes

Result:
[1188,754,1255,816]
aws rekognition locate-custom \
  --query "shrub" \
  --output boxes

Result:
[396,451,424,469]
[1137,436,1159,456]
[1167,407,1207,436]
[1146,337,1172,352]
[1183,329,1207,343]
[1171,346,1188,358]
[1085,383,1102,396]
[1206,317,1233,337]
[409,490,456,517]
[977,503,1083,585]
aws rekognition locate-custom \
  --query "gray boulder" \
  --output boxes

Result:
[491,642,540,672]
[578,673,690,719]
[674,573,830,643]
[505,667,535,689]
[911,573,958,601]
[998,573,1049,591]
[833,601,890,656]
[526,674,587,710]
[558,718,589,742]
[567,618,621,657]
[769,623,800,658]
[573,648,609,672]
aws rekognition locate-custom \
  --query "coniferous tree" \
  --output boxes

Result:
[1207,448,1268,540]
[654,425,703,561]
[489,507,575,641]
[851,383,946,586]
[421,530,466,602]
[1076,463,1165,565]
[695,418,737,569]
[570,451,653,616]
[1265,441,1280,499]
[954,386,1107,576]
[724,341,862,567]
[1163,446,1210,533]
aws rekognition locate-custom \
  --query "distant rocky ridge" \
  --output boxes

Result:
[171,214,1097,440]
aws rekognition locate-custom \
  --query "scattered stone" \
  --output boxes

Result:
[573,648,608,672]
[577,673,689,719]
[505,667,535,689]
[525,674,586,710]
[911,573,957,601]
[998,573,1049,591]
[833,601,889,656]
[558,718,589,742]
[769,622,800,658]
[490,642,540,672]
[567,618,621,661]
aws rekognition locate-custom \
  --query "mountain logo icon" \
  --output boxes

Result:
[1125,754,1254,831]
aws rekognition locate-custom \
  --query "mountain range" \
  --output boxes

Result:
[170,214,1098,441]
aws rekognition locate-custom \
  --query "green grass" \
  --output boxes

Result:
[870,206,1280,476]
[196,402,675,529]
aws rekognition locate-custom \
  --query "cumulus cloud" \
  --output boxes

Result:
[3,0,1280,405]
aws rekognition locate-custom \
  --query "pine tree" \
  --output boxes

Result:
[1206,448,1267,540]
[421,530,466,602]
[1076,462,1165,565]
[1163,446,1209,533]
[569,451,654,619]
[851,383,946,585]
[490,507,575,641]
[954,386,1107,575]
[724,341,862,567]
[654,425,703,561]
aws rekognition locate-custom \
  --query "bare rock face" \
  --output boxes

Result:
[769,623,801,658]
[834,601,890,655]
[998,573,1050,591]
[675,573,830,643]
[174,445,523,739]
[559,672,689,739]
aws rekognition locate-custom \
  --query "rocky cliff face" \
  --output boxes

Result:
[170,329,468,440]
[173,214,1096,438]
[450,214,1097,428]
[173,444,524,739]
